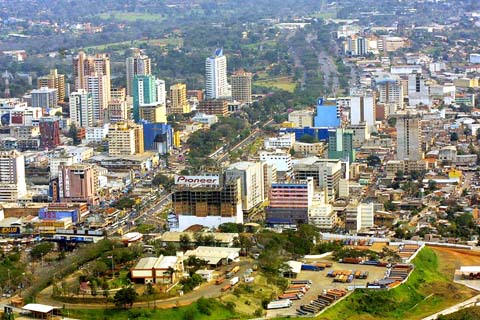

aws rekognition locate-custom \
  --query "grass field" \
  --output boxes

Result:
[315,247,477,320]
[97,11,166,22]
[254,76,297,92]
[83,38,183,51]
[65,298,241,320]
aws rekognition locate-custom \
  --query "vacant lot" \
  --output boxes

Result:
[254,76,297,92]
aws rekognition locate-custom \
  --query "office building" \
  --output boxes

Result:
[108,122,144,156]
[396,111,422,161]
[85,124,109,144]
[126,51,151,96]
[30,87,58,112]
[143,122,173,155]
[205,48,230,99]
[231,70,252,104]
[106,100,128,123]
[172,176,243,231]
[313,98,341,128]
[309,193,336,230]
[156,79,166,106]
[111,88,127,101]
[288,110,314,128]
[197,99,228,117]
[85,73,109,123]
[358,202,375,229]
[226,161,265,212]
[264,132,296,150]
[347,123,370,148]
[73,51,111,99]
[376,78,404,114]
[408,72,430,106]
[169,83,190,114]
[69,89,94,128]
[139,103,167,124]
[259,150,293,173]
[58,164,97,204]
[350,91,375,129]
[0,150,27,201]
[266,178,314,226]
[328,128,356,163]
[133,75,157,122]
[39,117,61,149]
[37,69,66,102]
[293,157,343,201]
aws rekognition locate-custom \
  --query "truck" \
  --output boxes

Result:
[267,299,293,310]
[226,266,240,278]
[301,264,322,271]
[340,257,363,264]
[215,277,225,285]
[221,284,232,292]
[230,276,239,286]
[291,279,312,285]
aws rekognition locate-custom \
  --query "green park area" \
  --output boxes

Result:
[96,11,166,22]
[254,76,297,93]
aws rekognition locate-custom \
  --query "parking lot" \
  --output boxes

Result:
[266,259,388,318]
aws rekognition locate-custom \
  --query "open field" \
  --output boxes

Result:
[96,11,166,22]
[313,247,478,320]
[84,38,183,51]
[254,76,297,92]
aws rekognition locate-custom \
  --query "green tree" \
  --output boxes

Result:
[450,132,459,142]
[113,286,138,309]
[179,234,191,250]
[30,242,54,260]
[144,282,155,308]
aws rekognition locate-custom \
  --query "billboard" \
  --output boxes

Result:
[174,175,220,186]
[0,227,20,234]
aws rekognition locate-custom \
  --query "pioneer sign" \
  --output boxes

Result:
[174,175,220,186]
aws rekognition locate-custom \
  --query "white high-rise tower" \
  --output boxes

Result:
[205,48,230,99]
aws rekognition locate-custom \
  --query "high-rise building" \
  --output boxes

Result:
[231,70,252,104]
[39,117,61,149]
[37,69,66,102]
[376,78,404,114]
[58,164,97,204]
[408,72,430,106]
[205,48,230,99]
[226,161,265,212]
[133,75,157,122]
[156,79,166,106]
[69,89,94,128]
[396,111,422,161]
[266,178,314,226]
[356,37,367,56]
[197,99,228,117]
[73,51,111,101]
[328,128,356,163]
[350,91,375,129]
[110,88,127,101]
[313,98,341,128]
[30,87,58,112]
[108,122,144,156]
[138,103,167,123]
[85,73,109,123]
[143,122,173,155]
[126,51,151,96]
[169,83,190,114]
[0,150,27,201]
[107,100,128,123]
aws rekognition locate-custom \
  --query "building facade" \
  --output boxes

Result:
[231,70,252,104]
[0,150,27,201]
[126,51,151,96]
[37,69,65,102]
[69,89,94,128]
[205,48,230,99]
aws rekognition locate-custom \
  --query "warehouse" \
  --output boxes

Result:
[131,254,184,284]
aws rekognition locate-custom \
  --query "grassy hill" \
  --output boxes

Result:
[317,247,477,320]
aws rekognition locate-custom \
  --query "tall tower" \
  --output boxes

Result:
[205,48,230,99]
[38,69,66,102]
[126,50,151,97]
[133,75,157,122]
[73,51,111,101]
[70,89,94,128]
[395,111,422,161]
[85,73,109,123]
[231,70,252,104]
[169,83,190,114]
[39,117,61,149]
[0,150,27,201]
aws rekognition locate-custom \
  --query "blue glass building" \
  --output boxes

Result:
[142,122,173,155]
[313,97,340,128]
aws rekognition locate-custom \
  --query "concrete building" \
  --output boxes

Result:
[264,132,295,150]
[73,51,111,100]
[30,87,58,111]
[126,50,151,97]
[69,89,94,128]
[85,124,109,144]
[376,78,404,114]
[197,99,228,117]
[58,164,97,204]
[396,111,422,161]
[143,122,173,155]
[108,122,144,156]
[309,193,336,230]
[138,103,167,123]
[346,123,370,148]
[328,128,356,163]
[408,72,431,106]
[293,157,343,202]
[39,117,60,149]
[266,178,314,226]
[0,150,27,201]
[293,141,326,156]
[350,91,375,129]
[131,255,183,284]
[106,100,128,123]
[288,110,314,128]
[169,83,190,114]
[156,79,166,106]
[358,202,375,230]
[226,161,265,212]
[205,48,230,99]
[37,69,65,102]
[172,176,243,231]
[133,75,157,122]
[259,150,293,173]
[84,73,109,123]
[192,113,218,126]
[231,70,252,104]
